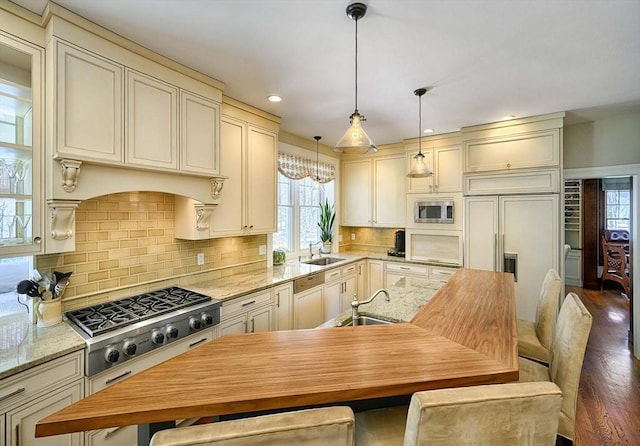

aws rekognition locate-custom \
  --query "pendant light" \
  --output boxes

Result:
[407,88,433,178]
[313,135,323,190]
[334,1,378,155]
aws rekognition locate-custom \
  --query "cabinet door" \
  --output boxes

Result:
[219,314,247,336]
[433,146,462,193]
[54,40,123,162]
[86,425,136,446]
[366,260,384,299]
[373,155,405,227]
[342,275,357,313]
[246,125,277,233]
[342,159,371,226]
[294,287,324,329]
[126,70,178,169]
[6,381,83,446]
[248,305,273,333]
[323,280,342,322]
[0,34,44,256]
[356,261,366,301]
[180,91,220,175]
[274,283,293,331]
[501,195,559,321]
[214,116,245,235]
[464,196,499,272]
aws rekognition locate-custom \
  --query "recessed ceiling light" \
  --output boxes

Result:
[423,128,434,134]
[501,115,516,121]
[267,95,282,102]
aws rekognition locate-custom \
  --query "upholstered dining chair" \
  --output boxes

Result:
[517,269,562,364]
[149,406,355,445]
[519,292,593,444]
[355,382,562,446]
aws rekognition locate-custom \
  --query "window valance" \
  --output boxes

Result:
[277,152,335,183]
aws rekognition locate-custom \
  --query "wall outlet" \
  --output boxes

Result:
[259,245,267,255]
[196,253,204,265]
[339,234,343,242]
[351,233,356,241]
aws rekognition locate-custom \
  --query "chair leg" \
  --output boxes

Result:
[556,435,573,446]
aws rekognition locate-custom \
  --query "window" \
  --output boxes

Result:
[605,189,630,230]
[274,173,334,255]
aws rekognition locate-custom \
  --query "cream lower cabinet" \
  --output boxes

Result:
[384,262,428,287]
[342,155,405,227]
[355,261,366,302]
[323,265,357,322]
[220,290,274,336]
[293,286,324,329]
[0,350,84,446]
[366,260,384,299]
[464,194,559,321]
[274,282,293,331]
[213,114,277,236]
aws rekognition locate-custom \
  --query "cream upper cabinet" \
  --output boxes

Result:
[47,32,222,177]
[342,154,405,227]
[342,159,371,226]
[0,32,44,256]
[213,110,277,236]
[180,90,220,175]
[51,40,124,163]
[406,145,462,194]
[462,114,563,174]
[246,125,277,233]
[126,69,178,170]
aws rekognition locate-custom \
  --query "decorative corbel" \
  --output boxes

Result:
[209,177,225,198]
[59,159,82,192]
[47,199,80,240]
[194,204,218,231]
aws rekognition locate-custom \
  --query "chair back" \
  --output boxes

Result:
[600,233,631,297]
[549,292,593,441]
[535,269,562,350]
[149,407,354,446]
[402,382,562,446]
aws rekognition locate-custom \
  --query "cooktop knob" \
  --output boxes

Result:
[123,341,137,356]
[201,313,214,326]
[151,329,165,344]
[189,316,202,330]
[166,325,179,339]
[105,347,120,364]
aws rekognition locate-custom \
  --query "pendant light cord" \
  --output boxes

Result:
[418,92,422,156]
[354,17,359,113]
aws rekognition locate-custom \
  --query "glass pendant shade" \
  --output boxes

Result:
[335,112,378,154]
[407,151,431,178]
[407,87,433,178]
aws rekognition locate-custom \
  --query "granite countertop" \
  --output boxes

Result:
[0,312,85,380]
[319,276,445,328]
[0,252,457,381]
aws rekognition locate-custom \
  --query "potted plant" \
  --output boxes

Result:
[318,200,335,253]
[273,247,287,266]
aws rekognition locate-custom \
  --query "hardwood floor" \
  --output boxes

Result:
[567,286,640,445]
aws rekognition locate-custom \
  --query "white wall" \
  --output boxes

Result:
[564,111,640,169]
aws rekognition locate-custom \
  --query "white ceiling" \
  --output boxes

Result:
[10,0,640,147]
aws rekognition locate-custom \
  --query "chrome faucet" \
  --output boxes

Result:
[350,289,390,326]
[309,241,323,259]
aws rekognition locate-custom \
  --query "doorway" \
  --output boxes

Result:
[565,166,638,359]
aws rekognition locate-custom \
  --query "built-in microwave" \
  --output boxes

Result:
[414,200,454,224]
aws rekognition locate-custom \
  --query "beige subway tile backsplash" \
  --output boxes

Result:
[36,191,267,309]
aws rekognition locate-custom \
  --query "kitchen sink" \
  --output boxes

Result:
[302,257,346,266]
[340,315,396,326]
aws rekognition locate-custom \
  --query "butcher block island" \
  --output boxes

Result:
[36,269,518,440]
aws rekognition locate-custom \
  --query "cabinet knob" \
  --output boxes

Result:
[33,236,42,244]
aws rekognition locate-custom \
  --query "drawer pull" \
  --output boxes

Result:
[105,370,132,385]
[241,300,256,307]
[104,426,125,439]
[399,266,410,270]
[189,337,208,348]
[0,387,25,402]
